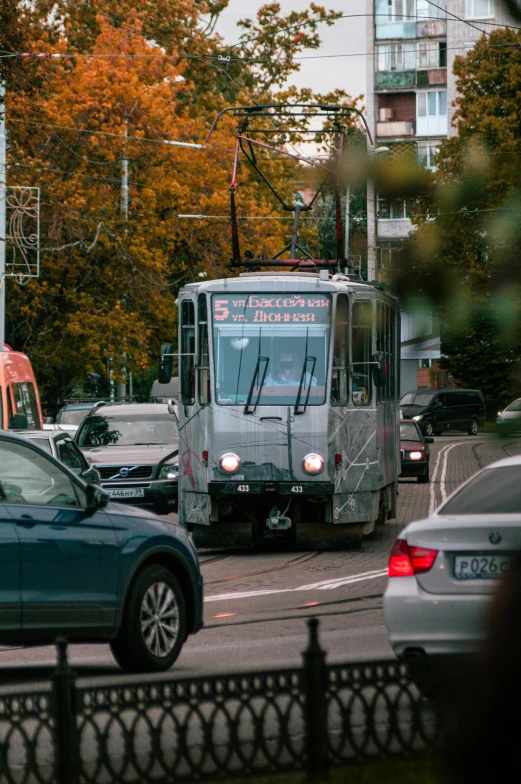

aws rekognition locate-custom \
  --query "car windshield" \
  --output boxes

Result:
[77,415,177,447]
[505,399,521,412]
[58,407,91,425]
[400,392,435,406]
[400,423,422,442]
[440,466,521,514]
[212,293,330,406]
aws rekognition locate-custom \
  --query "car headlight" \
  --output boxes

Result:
[219,452,241,474]
[409,451,424,461]
[159,462,179,479]
[303,453,324,475]
[413,415,423,421]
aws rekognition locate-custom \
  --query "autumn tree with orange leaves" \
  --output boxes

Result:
[3,0,361,406]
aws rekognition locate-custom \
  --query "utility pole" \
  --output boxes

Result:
[0,84,6,351]
[120,121,128,225]
[344,184,350,260]
[117,122,128,400]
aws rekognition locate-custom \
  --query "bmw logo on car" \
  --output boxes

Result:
[489,531,502,545]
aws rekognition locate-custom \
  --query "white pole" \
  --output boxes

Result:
[344,184,350,259]
[121,122,128,225]
[0,85,6,351]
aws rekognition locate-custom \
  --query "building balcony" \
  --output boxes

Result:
[375,21,417,40]
[376,120,416,137]
[376,71,417,89]
[416,20,447,37]
[376,69,446,90]
[416,116,448,136]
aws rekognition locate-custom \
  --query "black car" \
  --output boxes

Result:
[14,429,101,485]
[399,420,432,482]
[75,403,178,514]
[400,389,485,437]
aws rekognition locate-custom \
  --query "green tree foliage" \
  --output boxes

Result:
[388,28,521,413]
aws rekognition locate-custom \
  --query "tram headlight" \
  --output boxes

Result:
[303,453,324,475]
[219,452,241,474]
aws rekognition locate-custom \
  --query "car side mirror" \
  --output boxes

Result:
[9,413,28,429]
[424,437,434,443]
[159,343,174,384]
[371,353,387,388]
[85,483,109,515]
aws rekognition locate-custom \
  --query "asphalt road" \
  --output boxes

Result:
[1,431,520,685]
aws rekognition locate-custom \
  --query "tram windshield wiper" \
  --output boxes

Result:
[294,355,317,415]
[244,356,269,415]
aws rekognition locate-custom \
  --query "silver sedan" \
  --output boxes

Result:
[384,454,521,657]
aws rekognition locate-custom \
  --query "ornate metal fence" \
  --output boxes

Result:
[0,620,444,784]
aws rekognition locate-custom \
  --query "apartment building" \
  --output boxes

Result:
[365,0,514,392]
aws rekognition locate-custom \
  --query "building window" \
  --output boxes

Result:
[417,90,447,117]
[377,196,413,220]
[463,41,476,54]
[416,0,447,18]
[417,141,439,170]
[386,0,415,22]
[377,42,415,71]
[465,0,494,19]
[417,41,447,69]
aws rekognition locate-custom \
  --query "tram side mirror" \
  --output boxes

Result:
[371,353,387,388]
[159,343,174,384]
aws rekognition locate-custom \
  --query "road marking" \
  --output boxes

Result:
[440,442,465,503]
[204,568,388,602]
[428,441,465,515]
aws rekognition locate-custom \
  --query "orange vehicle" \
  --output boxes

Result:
[0,351,43,430]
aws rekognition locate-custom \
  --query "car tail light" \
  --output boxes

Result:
[388,539,438,577]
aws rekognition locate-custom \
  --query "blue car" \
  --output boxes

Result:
[0,432,203,673]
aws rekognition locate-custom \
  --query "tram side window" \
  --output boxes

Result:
[376,302,384,403]
[198,295,211,405]
[352,301,372,406]
[389,306,396,399]
[331,295,349,406]
[181,300,196,406]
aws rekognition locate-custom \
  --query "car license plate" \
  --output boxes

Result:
[454,554,510,580]
[105,487,145,499]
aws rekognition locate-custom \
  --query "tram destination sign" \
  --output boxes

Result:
[212,294,331,325]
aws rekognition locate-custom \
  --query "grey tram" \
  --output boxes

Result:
[159,105,401,548]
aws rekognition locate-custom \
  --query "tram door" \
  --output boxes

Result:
[376,301,397,486]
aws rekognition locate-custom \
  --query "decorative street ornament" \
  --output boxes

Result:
[5,186,40,282]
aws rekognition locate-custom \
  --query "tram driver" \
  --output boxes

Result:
[265,349,317,387]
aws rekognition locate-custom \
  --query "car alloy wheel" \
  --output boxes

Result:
[468,418,478,436]
[110,565,186,673]
[140,582,179,658]
[423,421,434,437]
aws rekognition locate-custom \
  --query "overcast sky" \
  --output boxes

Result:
[213,0,368,101]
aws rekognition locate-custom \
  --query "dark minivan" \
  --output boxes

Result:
[400,389,485,437]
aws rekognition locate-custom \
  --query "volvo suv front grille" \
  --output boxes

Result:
[97,465,154,481]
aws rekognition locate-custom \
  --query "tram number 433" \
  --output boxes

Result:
[291,485,303,493]
[237,485,250,492]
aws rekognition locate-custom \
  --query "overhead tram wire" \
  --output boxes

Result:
[4,39,521,64]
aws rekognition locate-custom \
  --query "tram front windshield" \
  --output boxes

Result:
[212,294,331,406]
